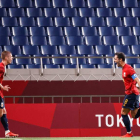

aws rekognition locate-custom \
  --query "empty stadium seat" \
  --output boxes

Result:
[15,55,32,65]
[26,64,41,69]
[0,8,7,17]
[87,0,103,8]
[116,27,132,36]
[99,27,115,36]
[132,45,140,55]
[122,0,138,8]
[12,27,29,36]
[70,55,86,65]
[62,8,78,17]
[77,45,94,55]
[30,27,46,36]
[44,8,60,17]
[62,64,77,68]
[70,0,85,8]
[81,27,97,36]
[27,8,43,17]
[103,36,120,45]
[4,45,21,55]
[44,65,60,69]
[132,8,140,17]
[55,17,70,27]
[88,55,104,65]
[8,65,24,69]
[72,17,88,27]
[37,17,53,27]
[59,45,76,55]
[12,36,29,45]
[97,8,112,17]
[106,54,114,64]
[0,46,2,54]
[19,17,35,27]
[105,0,120,8]
[47,27,63,36]
[31,36,47,46]
[33,54,50,64]
[133,27,140,36]
[106,17,122,27]
[0,36,10,45]
[66,36,84,45]
[114,45,131,54]
[52,0,68,8]
[98,64,113,68]
[35,0,51,8]
[114,8,130,17]
[89,17,105,27]
[0,27,11,36]
[52,54,68,65]
[49,36,65,45]
[9,8,25,17]
[121,36,138,45]
[95,45,112,55]
[124,17,139,26]
[125,54,139,64]
[85,36,102,45]
[0,0,15,7]
[64,27,80,36]
[2,17,18,27]
[22,45,40,55]
[41,45,58,55]
[17,0,33,8]
[80,64,96,68]
[79,8,95,17]
[133,64,140,68]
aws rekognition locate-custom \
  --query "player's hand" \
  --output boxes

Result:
[2,85,11,92]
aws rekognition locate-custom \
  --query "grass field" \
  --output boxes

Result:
[1,137,140,140]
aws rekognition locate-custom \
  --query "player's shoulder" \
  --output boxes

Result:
[0,62,4,71]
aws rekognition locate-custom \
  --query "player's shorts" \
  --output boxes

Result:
[122,93,139,110]
[0,96,5,109]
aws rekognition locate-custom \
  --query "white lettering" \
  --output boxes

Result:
[106,114,114,127]
[95,114,104,127]
[117,115,125,127]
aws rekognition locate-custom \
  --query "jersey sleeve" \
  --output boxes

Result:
[0,66,4,77]
[127,66,136,76]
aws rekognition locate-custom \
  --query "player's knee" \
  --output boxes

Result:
[131,114,136,119]
[0,112,3,118]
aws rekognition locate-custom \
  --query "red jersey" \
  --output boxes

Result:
[0,62,5,98]
[122,64,139,95]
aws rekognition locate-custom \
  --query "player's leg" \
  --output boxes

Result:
[0,108,3,117]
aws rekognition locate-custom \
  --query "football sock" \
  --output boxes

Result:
[122,114,131,133]
[135,109,140,119]
[1,114,9,131]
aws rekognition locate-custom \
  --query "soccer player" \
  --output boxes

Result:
[114,52,140,137]
[0,51,19,138]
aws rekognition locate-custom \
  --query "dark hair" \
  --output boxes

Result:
[115,52,125,61]
[1,51,11,60]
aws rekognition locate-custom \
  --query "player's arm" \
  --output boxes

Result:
[0,84,11,91]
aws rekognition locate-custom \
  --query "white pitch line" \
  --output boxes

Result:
[0,138,22,140]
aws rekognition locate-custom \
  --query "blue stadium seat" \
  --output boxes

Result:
[62,8,78,17]
[85,36,102,45]
[99,27,115,36]
[0,8,7,17]
[31,36,47,46]
[22,45,40,55]
[44,8,60,17]
[97,8,112,17]
[26,64,41,69]
[52,54,68,65]
[0,46,3,54]
[125,55,139,64]
[12,36,29,45]
[77,45,94,55]
[89,17,105,27]
[66,36,84,45]
[80,64,96,68]
[121,36,138,45]
[114,45,131,54]
[88,55,104,65]
[4,45,21,55]
[103,36,120,45]
[59,45,76,55]
[15,55,32,65]
[2,17,18,27]
[133,64,140,68]
[62,65,77,68]
[70,55,86,65]
[9,8,25,17]
[19,17,35,27]
[49,36,65,45]
[44,65,60,69]
[35,0,50,8]
[17,0,33,8]
[132,8,140,17]
[81,27,97,36]
[30,27,46,36]
[37,17,53,27]
[114,8,130,17]
[106,54,114,64]
[124,17,139,27]
[116,27,132,36]
[64,27,80,36]
[8,65,24,69]
[52,0,68,8]
[133,27,140,36]
[0,0,15,7]
[105,0,120,8]
[122,0,138,8]
[70,0,85,8]
[98,64,113,68]
[72,17,88,27]
[132,45,140,55]
[79,8,95,17]
[87,0,103,8]
[106,17,122,27]
[33,54,50,65]
[0,27,11,36]
[0,37,10,45]
[40,45,58,55]
[95,45,112,55]
[55,17,70,27]
[12,27,29,36]
[47,27,63,36]
[27,8,43,17]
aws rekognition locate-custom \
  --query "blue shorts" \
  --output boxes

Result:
[122,93,139,110]
[0,96,5,109]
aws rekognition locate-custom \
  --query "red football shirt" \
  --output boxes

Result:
[0,62,5,98]
[122,64,139,95]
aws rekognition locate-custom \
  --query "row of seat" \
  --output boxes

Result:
[2,8,140,18]
[0,0,140,8]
